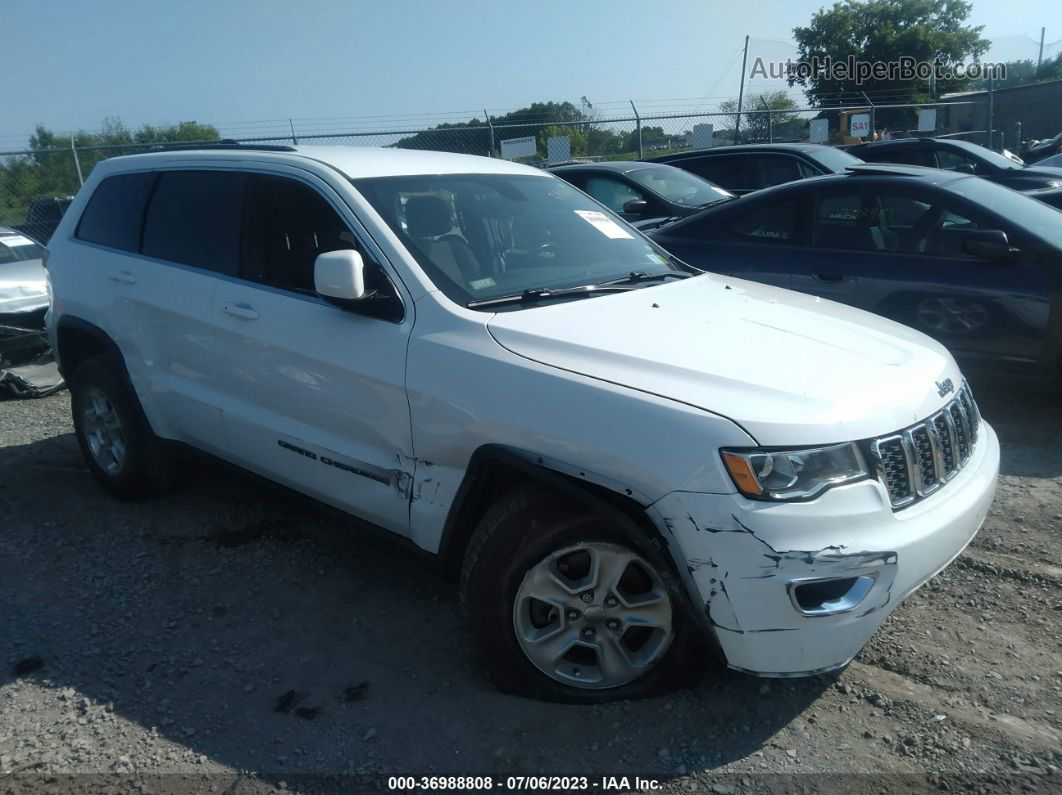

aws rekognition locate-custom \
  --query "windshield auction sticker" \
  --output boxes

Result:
[573,210,634,240]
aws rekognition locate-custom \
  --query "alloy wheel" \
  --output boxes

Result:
[512,542,674,689]
[82,387,127,475]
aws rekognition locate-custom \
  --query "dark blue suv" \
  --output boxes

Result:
[650,164,1062,374]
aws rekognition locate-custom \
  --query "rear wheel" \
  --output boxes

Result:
[459,483,708,702]
[70,356,175,500]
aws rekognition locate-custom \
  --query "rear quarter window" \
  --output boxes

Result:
[75,172,157,252]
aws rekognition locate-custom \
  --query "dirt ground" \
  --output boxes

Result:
[0,371,1060,794]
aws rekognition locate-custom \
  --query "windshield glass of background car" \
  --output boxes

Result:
[948,177,1062,249]
[352,173,686,306]
[625,165,734,208]
[949,140,1022,170]
[0,233,44,264]
[812,147,864,172]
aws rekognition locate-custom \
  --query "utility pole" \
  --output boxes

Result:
[70,137,84,186]
[759,96,773,143]
[484,110,494,157]
[630,100,643,159]
[861,91,876,140]
[735,34,750,144]
[987,74,995,151]
[1038,27,1046,69]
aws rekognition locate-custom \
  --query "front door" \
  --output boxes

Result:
[809,186,1052,363]
[212,170,414,534]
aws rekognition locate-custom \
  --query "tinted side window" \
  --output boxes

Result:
[583,176,646,213]
[76,172,156,252]
[241,174,357,293]
[242,174,403,321]
[755,155,805,188]
[876,148,936,167]
[814,192,902,252]
[724,198,798,243]
[680,156,755,192]
[936,149,977,172]
[142,171,245,274]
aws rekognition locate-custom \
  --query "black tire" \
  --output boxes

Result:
[459,483,710,703]
[70,356,175,500]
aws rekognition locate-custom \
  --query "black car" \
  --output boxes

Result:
[649,163,1062,374]
[1021,131,1062,164]
[849,138,1062,194]
[16,196,73,245]
[647,143,864,195]
[548,161,735,228]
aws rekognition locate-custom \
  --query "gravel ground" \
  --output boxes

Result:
[0,371,1060,794]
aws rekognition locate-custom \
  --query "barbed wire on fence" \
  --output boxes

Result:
[0,99,988,241]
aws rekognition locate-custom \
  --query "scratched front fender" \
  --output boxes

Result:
[651,422,999,676]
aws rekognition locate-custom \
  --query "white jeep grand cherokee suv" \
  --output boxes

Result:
[45,144,999,702]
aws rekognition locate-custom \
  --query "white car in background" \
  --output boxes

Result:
[45,144,999,702]
[0,227,48,317]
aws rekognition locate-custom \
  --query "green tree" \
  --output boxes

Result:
[0,118,220,226]
[394,100,590,157]
[720,90,805,142]
[968,53,1062,90]
[790,0,989,127]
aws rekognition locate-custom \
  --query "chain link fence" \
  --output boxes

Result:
[1,101,984,245]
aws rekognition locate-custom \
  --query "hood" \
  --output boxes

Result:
[0,258,48,315]
[486,274,962,446]
[1013,165,1062,186]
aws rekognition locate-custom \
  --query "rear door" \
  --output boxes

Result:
[67,169,235,456]
[211,169,414,534]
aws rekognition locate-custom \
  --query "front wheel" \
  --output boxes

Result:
[459,484,708,703]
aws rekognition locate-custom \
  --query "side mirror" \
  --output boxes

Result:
[952,163,976,175]
[960,229,1016,262]
[622,199,649,215]
[315,249,366,304]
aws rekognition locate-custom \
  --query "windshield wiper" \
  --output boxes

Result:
[598,270,694,286]
[466,284,633,309]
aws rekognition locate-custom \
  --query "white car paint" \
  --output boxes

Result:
[0,230,48,315]
[46,146,999,679]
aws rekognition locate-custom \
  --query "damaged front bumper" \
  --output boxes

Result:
[650,422,999,676]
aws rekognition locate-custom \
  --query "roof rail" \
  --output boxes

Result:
[145,139,298,153]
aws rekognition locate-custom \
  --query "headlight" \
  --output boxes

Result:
[1047,180,1062,189]
[721,442,868,501]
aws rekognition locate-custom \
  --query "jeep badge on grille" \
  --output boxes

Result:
[936,378,955,397]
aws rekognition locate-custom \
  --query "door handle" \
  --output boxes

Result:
[108,270,137,284]
[812,273,846,283]
[223,302,259,320]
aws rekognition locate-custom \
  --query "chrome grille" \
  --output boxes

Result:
[869,383,981,510]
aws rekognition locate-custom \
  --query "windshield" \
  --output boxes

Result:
[0,232,44,265]
[811,147,864,172]
[946,177,1062,248]
[352,173,689,308]
[625,164,734,208]
[947,139,1023,170]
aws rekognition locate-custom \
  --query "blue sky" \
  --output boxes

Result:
[2,0,1061,146]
